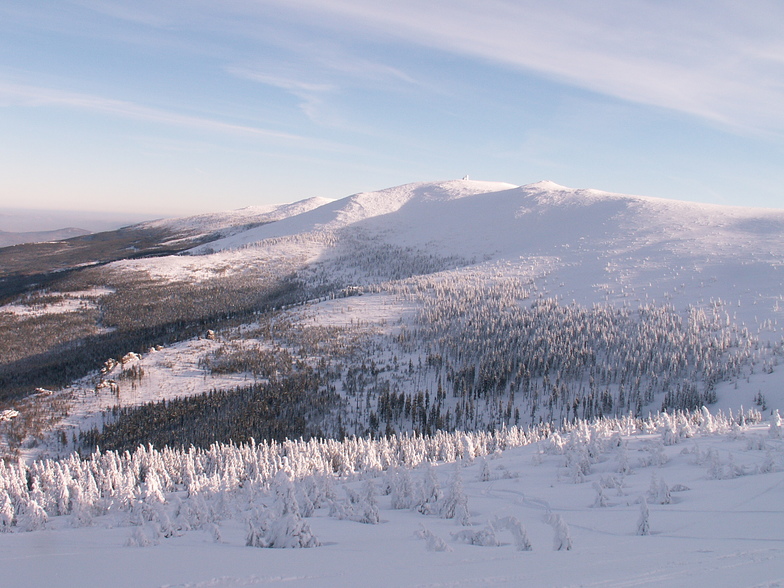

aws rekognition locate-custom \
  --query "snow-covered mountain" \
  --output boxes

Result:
[2,179,784,587]
[151,178,784,328]
[4,179,784,437]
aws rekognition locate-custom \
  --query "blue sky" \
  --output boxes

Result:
[1,0,783,217]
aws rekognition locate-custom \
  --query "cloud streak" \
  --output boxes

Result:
[0,81,306,142]
[249,0,784,136]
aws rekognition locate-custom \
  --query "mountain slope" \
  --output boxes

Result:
[2,178,783,458]
[169,179,784,327]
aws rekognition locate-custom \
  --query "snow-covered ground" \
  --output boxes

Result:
[3,179,784,586]
[1,412,782,587]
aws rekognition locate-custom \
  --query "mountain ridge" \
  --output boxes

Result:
[187,179,784,257]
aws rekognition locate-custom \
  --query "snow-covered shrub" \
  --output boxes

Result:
[746,436,768,451]
[707,449,723,479]
[660,419,679,446]
[245,508,266,548]
[451,525,499,547]
[337,481,380,525]
[17,499,48,532]
[478,458,491,482]
[126,522,160,547]
[617,442,632,474]
[759,451,777,474]
[0,491,15,531]
[440,465,470,525]
[565,445,590,483]
[259,511,320,549]
[640,440,668,468]
[645,474,672,505]
[415,524,451,552]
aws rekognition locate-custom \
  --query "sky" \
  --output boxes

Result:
[1,0,783,221]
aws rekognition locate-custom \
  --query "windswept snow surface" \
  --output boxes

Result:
[1,414,783,587]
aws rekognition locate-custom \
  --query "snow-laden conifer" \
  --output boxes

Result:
[416,463,442,515]
[440,463,470,525]
[637,497,650,535]
[0,491,15,531]
[249,471,320,548]
[592,481,609,507]
[478,458,492,482]
[769,410,782,439]
[17,498,48,532]
[545,513,572,550]
[388,467,415,509]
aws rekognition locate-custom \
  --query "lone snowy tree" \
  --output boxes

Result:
[769,409,782,439]
[637,496,650,536]
[546,513,572,550]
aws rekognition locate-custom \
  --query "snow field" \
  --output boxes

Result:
[1,411,783,587]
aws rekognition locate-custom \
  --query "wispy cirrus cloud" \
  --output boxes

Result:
[0,81,305,141]
[247,0,784,136]
[227,66,338,126]
[228,68,336,94]
[46,0,784,136]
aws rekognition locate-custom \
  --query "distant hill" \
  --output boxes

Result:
[0,227,90,247]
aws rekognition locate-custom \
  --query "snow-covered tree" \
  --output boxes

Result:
[0,491,15,532]
[769,410,782,439]
[494,515,532,551]
[637,497,650,536]
[478,458,491,482]
[592,481,609,508]
[415,524,451,552]
[416,463,442,515]
[247,471,320,548]
[388,467,416,509]
[452,524,499,546]
[546,513,572,550]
